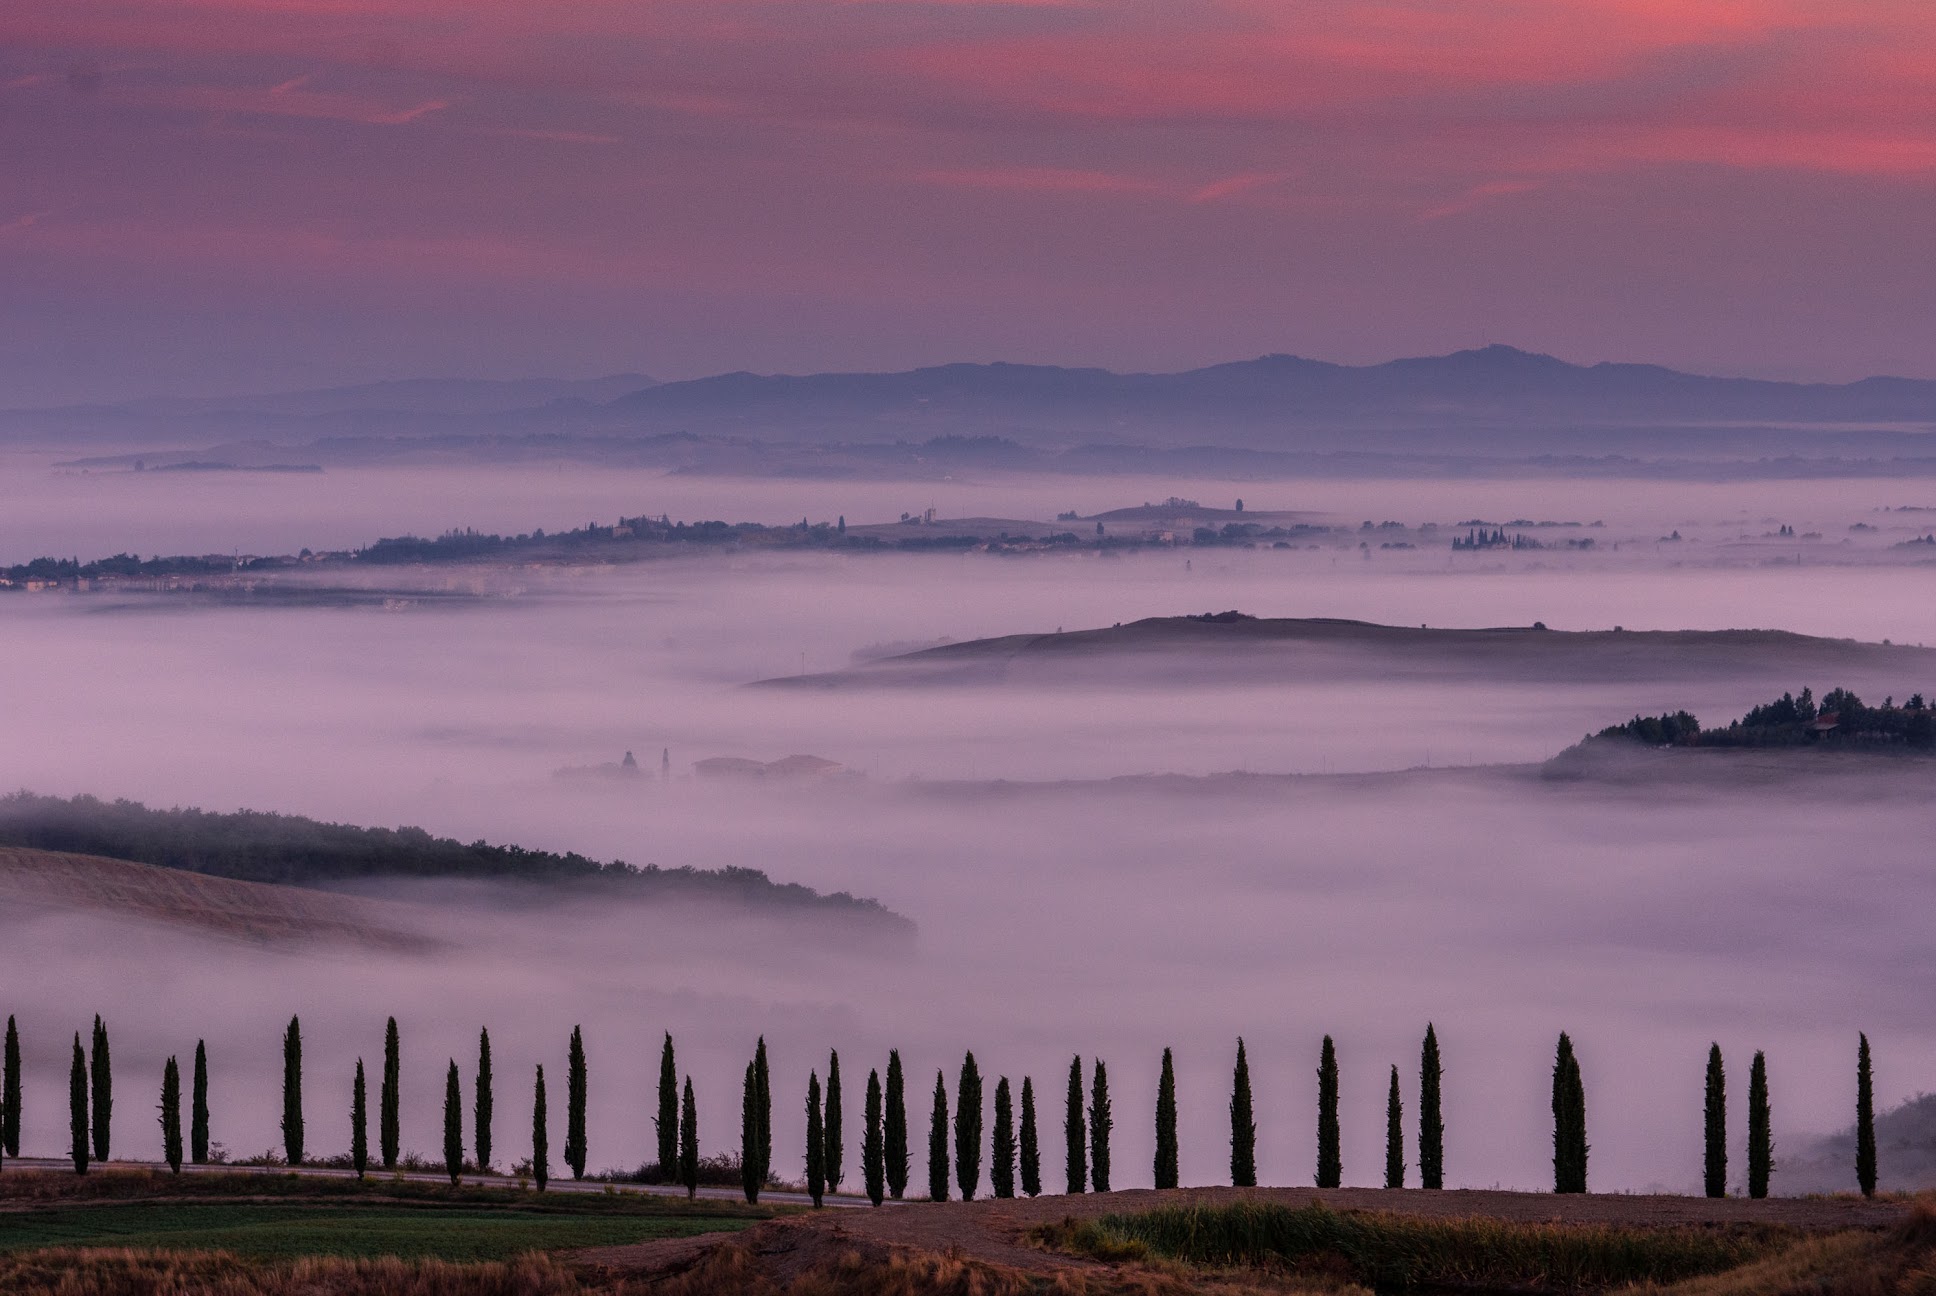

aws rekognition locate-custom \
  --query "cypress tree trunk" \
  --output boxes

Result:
[90,1015,111,1163]
[807,1071,826,1207]
[565,1025,587,1180]
[956,1052,983,1201]
[1747,1050,1771,1200]
[1089,1059,1112,1193]
[1385,1065,1404,1189]
[3,1015,20,1158]
[191,1041,209,1166]
[1703,1044,1727,1198]
[928,1070,949,1201]
[885,1049,909,1200]
[992,1076,1016,1199]
[679,1076,698,1199]
[475,1028,493,1173]
[351,1059,368,1179]
[1064,1056,1087,1194]
[656,1033,678,1182]
[863,1069,886,1206]
[1552,1032,1587,1193]
[754,1037,771,1192]
[1154,1048,1178,1191]
[532,1064,549,1193]
[1317,1036,1341,1189]
[282,1015,303,1167]
[1419,1024,1444,1191]
[1856,1033,1876,1198]
[444,1059,464,1185]
[824,1051,844,1193]
[740,1060,761,1204]
[1019,1076,1041,1197]
[381,1018,400,1171]
[1230,1039,1256,1188]
[159,1056,182,1174]
[69,1033,88,1175]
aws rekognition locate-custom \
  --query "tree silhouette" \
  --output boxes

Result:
[992,1076,1016,1199]
[956,1052,983,1201]
[1551,1033,1587,1194]
[680,1076,698,1199]
[1385,1065,1404,1189]
[1155,1049,1179,1190]
[532,1064,549,1193]
[1065,1056,1087,1194]
[1703,1044,1726,1198]
[475,1028,493,1173]
[90,1016,111,1163]
[1089,1059,1112,1193]
[351,1059,368,1179]
[282,1016,303,1167]
[159,1056,182,1174]
[1317,1036,1341,1189]
[885,1049,909,1200]
[928,1070,949,1201]
[1019,1076,1041,1197]
[565,1026,587,1180]
[1230,1039,1256,1188]
[1747,1050,1772,1200]
[191,1041,209,1166]
[444,1059,464,1185]
[656,1034,678,1183]
[1419,1025,1443,1190]
[825,1050,844,1193]
[806,1070,825,1208]
[3,1015,20,1158]
[863,1068,885,1206]
[1857,1033,1876,1198]
[381,1018,400,1171]
[69,1033,88,1175]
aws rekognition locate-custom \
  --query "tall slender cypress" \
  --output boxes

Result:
[532,1064,549,1193]
[679,1076,698,1199]
[824,1050,844,1192]
[1089,1059,1112,1193]
[565,1025,587,1180]
[993,1076,1016,1199]
[475,1028,494,1173]
[3,1015,20,1157]
[740,1060,761,1203]
[1019,1076,1042,1197]
[1317,1036,1341,1189]
[1856,1033,1876,1198]
[863,1068,886,1206]
[1154,1049,1178,1190]
[1703,1044,1727,1198]
[1552,1032,1587,1194]
[158,1056,182,1174]
[806,1071,826,1207]
[885,1049,909,1200]
[191,1041,209,1165]
[1385,1065,1405,1189]
[69,1033,88,1175]
[351,1060,368,1179]
[444,1059,463,1184]
[1747,1051,1771,1200]
[1230,1039,1256,1188]
[656,1033,679,1182]
[753,1037,771,1191]
[282,1015,303,1166]
[928,1070,950,1200]
[1065,1056,1087,1194]
[956,1052,983,1201]
[380,1018,401,1170]
[1419,1024,1444,1190]
[90,1016,111,1163]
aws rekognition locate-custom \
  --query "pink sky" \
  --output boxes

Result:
[2,0,1934,400]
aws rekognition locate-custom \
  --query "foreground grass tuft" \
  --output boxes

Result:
[0,1247,586,1296]
[1623,1199,1936,1295]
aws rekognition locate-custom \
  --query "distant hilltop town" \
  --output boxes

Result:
[553,750,849,783]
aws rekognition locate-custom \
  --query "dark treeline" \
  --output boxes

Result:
[1601,685,1936,749]
[0,792,908,927]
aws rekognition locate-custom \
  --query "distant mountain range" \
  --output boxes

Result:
[10,346,1936,467]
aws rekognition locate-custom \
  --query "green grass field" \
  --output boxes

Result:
[0,1201,757,1261]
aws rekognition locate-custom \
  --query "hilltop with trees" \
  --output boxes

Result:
[1595,686,1936,750]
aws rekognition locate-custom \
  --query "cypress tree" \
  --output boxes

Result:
[1154,1049,1178,1190]
[475,1028,494,1173]
[1089,1059,1112,1193]
[992,1076,1016,1199]
[1703,1044,1726,1198]
[1856,1033,1876,1198]
[656,1033,679,1182]
[3,1015,20,1158]
[1385,1065,1404,1189]
[69,1033,88,1175]
[1419,1024,1444,1191]
[282,1015,303,1167]
[825,1050,844,1193]
[90,1015,111,1163]
[444,1059,464,1184]
[381,1017,400,1170]
[532,1064,549,1193]
[680,1076,698,1198]
[754,1037,771,1192]
[565,1025,587,1180]
[1020,1076,1042,1197]
[1230,1039,1256,1188]
[863,1068,886,1206]
[1747,1050,1771,1200]
[351,1059,368,1179]
[956,1052,983,1201]
[1317,1036,1341,1189]
[885,1049,909,1200]
[740,1060,761,1204]
[806,1071,826,1207]
[1065,1056,1087,1194]
[1552,1032,1587,1194]
[191,1041,209,1166]
[928,1070,949,1200]
[159,1056,182,1174]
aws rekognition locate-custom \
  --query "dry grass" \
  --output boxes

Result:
[1621,1199,1936,1296]
[0,1248,585,1295]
